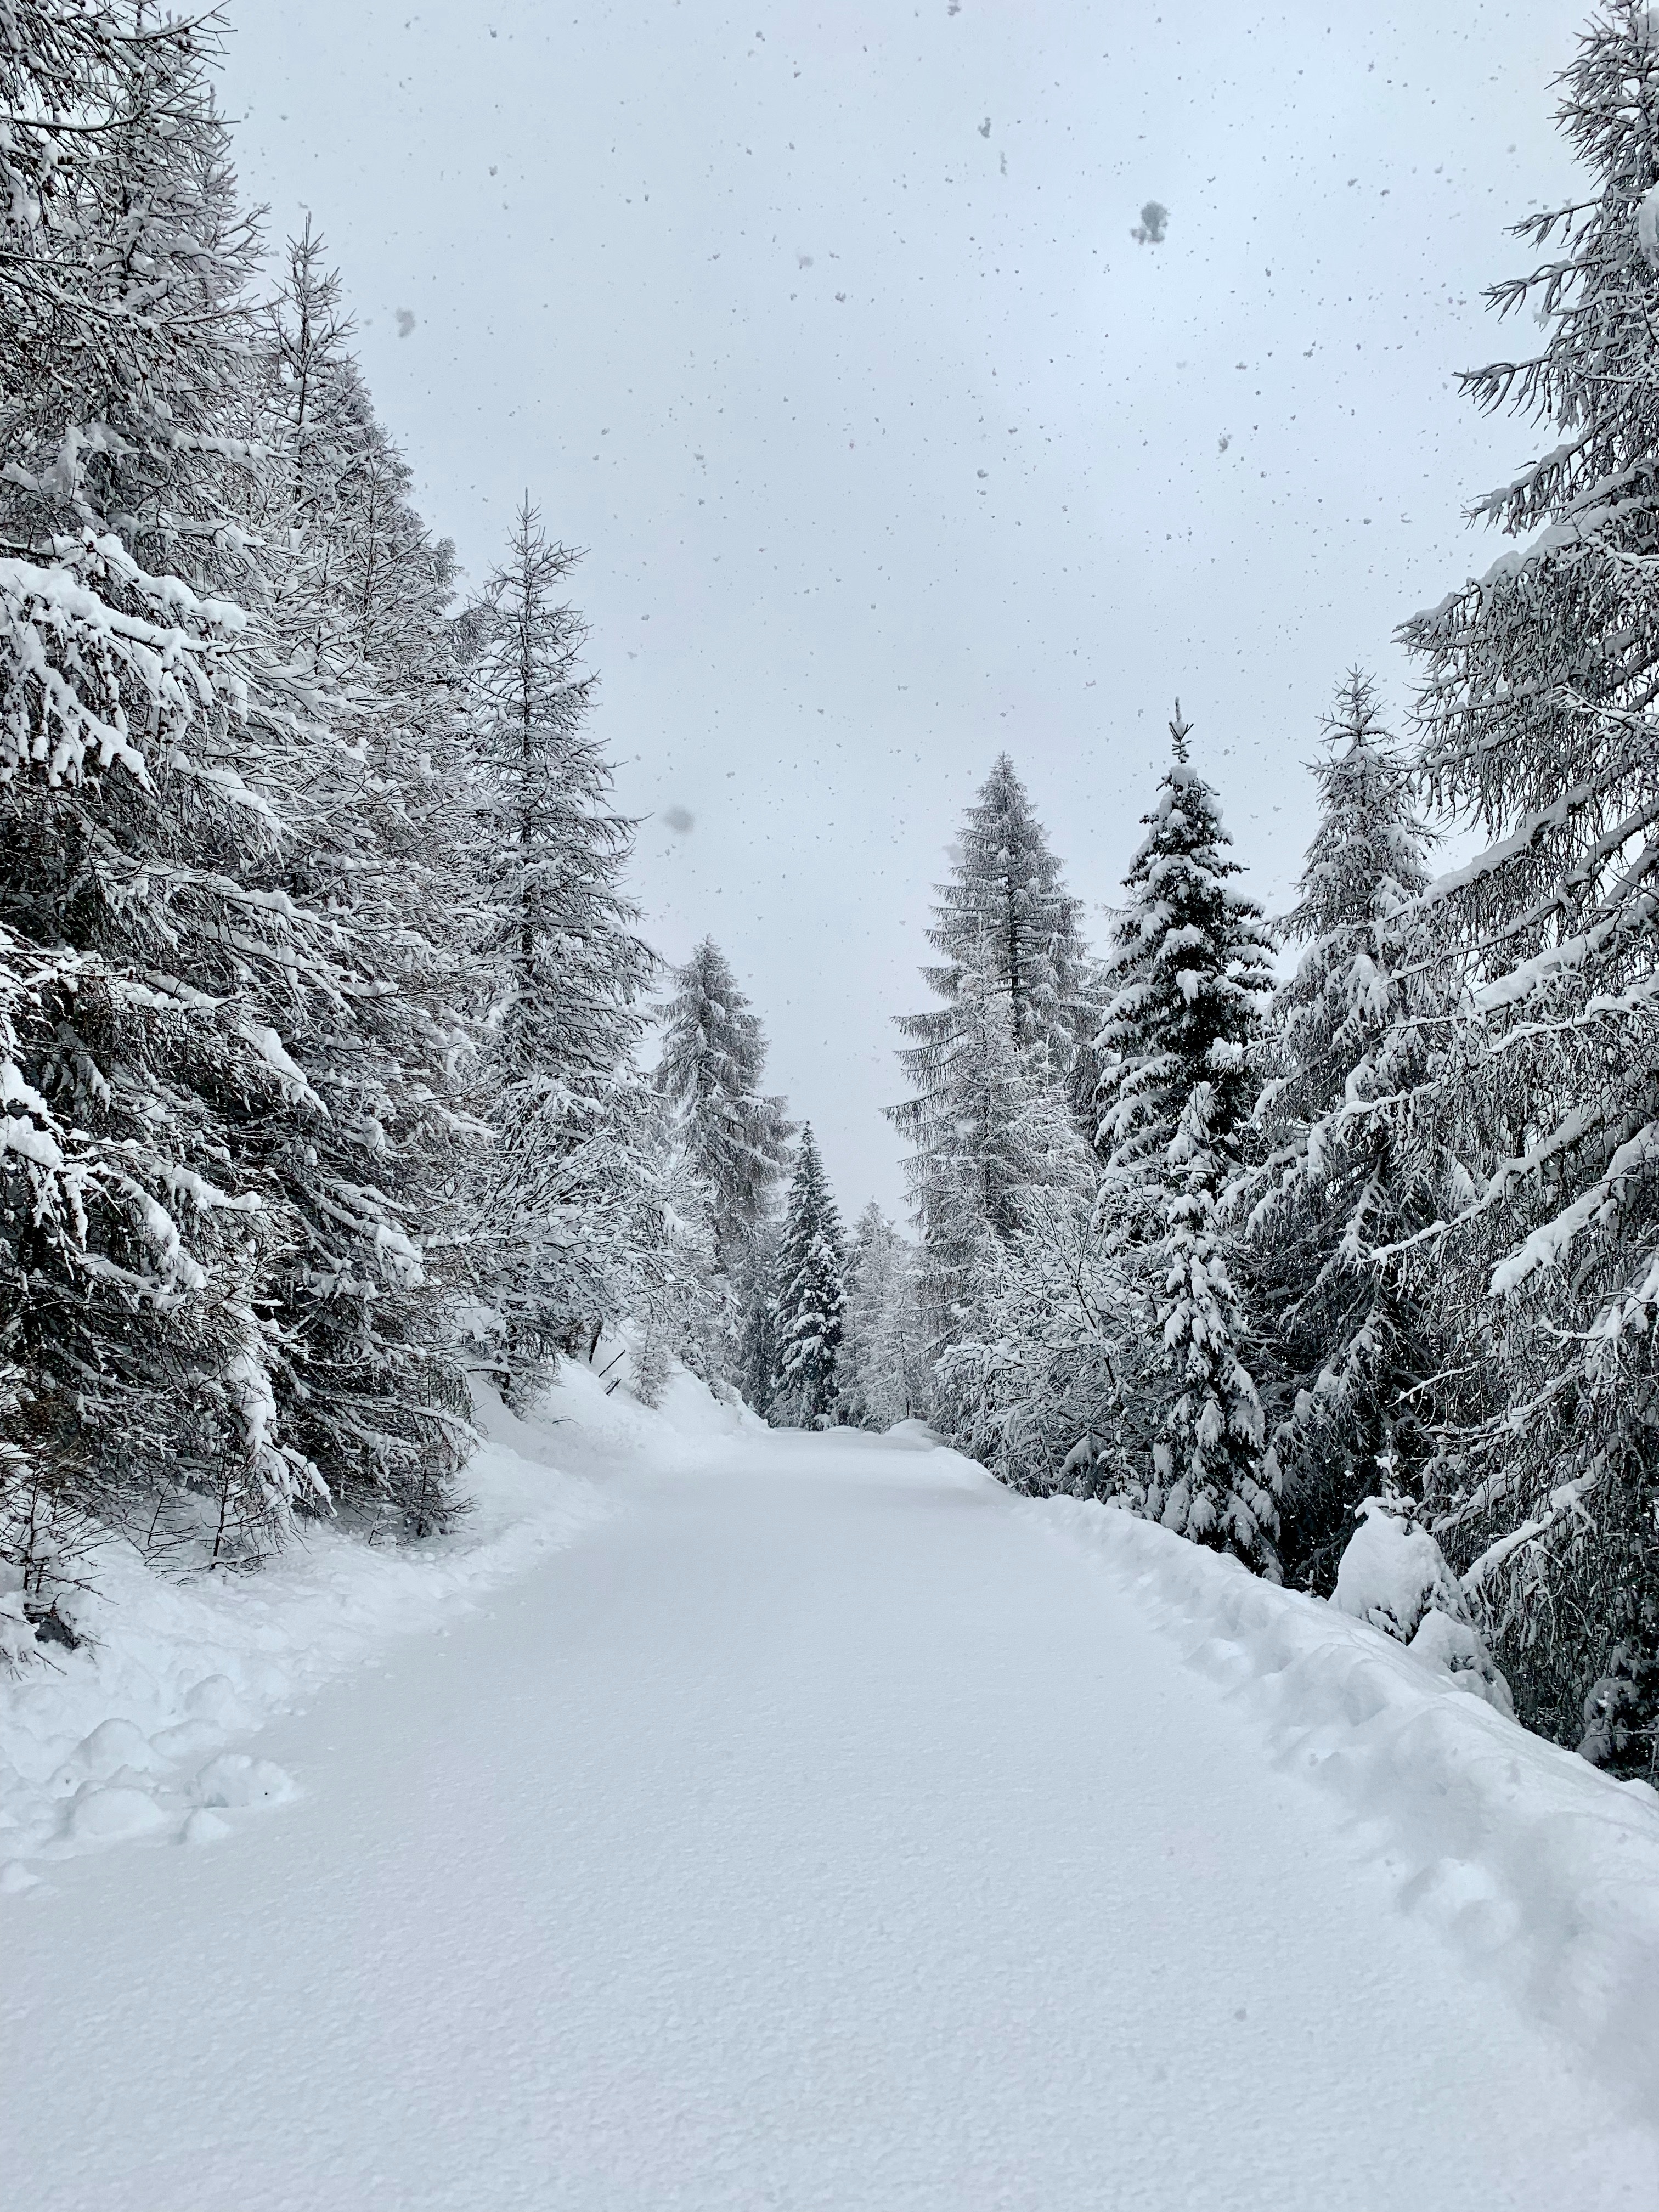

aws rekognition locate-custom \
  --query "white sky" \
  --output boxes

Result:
[222,1,1581,1218]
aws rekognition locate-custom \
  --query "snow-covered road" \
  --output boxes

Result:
[5,1424,1656,2209]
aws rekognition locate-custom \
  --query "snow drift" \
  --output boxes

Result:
[1022,1492,1659,2113]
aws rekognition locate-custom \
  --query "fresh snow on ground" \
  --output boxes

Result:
[1023,1496,1659,2115]
[0,1368,643,1885]
[3,1369,1657,2208]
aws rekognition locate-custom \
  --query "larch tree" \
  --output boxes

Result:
[1397,0,1659,1767]
[237,222,476,1533]
[654,938,793,1268]
[890,763,1094,1369]
[467,497,653,1393]
[0,3,324,1573]
[770,1125,846,1427]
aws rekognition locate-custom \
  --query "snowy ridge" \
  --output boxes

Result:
[0,1364,707,1886]
[1020,1493,1659,2112]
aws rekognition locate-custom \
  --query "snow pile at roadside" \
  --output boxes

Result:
[0,1357,748,1885]
[1022,1494,1659,2108]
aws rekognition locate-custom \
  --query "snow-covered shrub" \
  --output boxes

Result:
[1335,1500,1513,1713]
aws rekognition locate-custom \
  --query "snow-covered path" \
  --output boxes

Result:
[4,1426,1655,2210]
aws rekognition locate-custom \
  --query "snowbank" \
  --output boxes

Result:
[0,1357,752,1884]
[1020,1494,1659,2113]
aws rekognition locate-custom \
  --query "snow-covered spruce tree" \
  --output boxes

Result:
[1093,708,1279,1571]
[654,938,793,1269]
[1095,710,1275,1212]
[838,1203,930,1430]
[467,497,653,1395]
[1397,2,1659,1767]
[769,1126,846,1427]
[1239,674,1444,1589]
[0,5,332,1568]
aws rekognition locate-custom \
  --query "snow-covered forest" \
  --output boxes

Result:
[3,0,1658,1815]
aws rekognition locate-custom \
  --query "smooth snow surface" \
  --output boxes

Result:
[4,1395,1657,2209]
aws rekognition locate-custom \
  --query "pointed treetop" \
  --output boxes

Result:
[1169,701,1192,764]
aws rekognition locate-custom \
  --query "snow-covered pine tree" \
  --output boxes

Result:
[838,1203,929,1430]
[654,938,793,1268]
[1240,674,1444,1588]
[1,5,325,1569]
[1398,2,1659,1766]
[1093,708,1279,1569]
[467,497,654,1393]
[769,1125,846,1427]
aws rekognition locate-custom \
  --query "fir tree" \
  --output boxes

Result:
[1398,1,1659,1766]
[1154,1086,1278,1573]
[770,1126,845,1426]
[654,938,793,1268]
[889,758,1095,1341]
[894,759,1093,1189]
[911,754,1092,1079]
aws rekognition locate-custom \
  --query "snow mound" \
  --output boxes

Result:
[1333,1498,1466,1641]
[1334,1498,1514,1714]
[0,1400,613,1879]
[1023,1495,1659,2112]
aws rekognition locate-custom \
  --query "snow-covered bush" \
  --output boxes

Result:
[1335,1501,1513,1714]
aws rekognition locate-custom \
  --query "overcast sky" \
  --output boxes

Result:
[223,1,1579,1217]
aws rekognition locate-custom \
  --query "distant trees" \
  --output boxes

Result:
[839,1205,930,1430]
[890,759,1096,1358]
[655,938,793,1269]
[769,1127,846,1427]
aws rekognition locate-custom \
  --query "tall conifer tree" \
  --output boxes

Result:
[1242,675,1443,1588]
[467,498,653,1390]
[1093,709,1279,1570]
[1400,1,1659,1763]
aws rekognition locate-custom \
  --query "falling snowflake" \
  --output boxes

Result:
[1131,200,1169,246]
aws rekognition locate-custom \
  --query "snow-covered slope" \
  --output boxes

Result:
[1022,1493,1659,2112]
